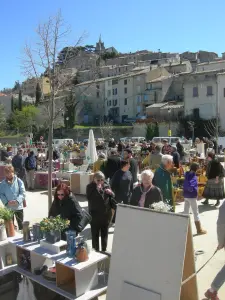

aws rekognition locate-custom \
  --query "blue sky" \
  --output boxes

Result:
[1,0,225,90]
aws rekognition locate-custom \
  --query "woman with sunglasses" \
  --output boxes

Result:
[86,171,117,252]
[49,183,83,239]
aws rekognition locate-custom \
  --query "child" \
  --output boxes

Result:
[204,200,225,299]
[183,162,207,235]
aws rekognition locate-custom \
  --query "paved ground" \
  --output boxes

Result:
[24,191,225,300]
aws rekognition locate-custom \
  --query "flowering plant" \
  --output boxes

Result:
[150,201,171,212]
[40,215,70,232]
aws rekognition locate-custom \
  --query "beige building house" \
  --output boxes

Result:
[22,77,50,97]
[183,70,225,131]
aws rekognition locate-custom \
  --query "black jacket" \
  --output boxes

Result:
[172,151,180,168]
[49,193,83,233]
[104,156,121,179]
[176,142,184,157]
[130,184,163,208]
[129,158,138,183]
[86,182,117,220]
[111,169,133,203]
[207,160,224,179]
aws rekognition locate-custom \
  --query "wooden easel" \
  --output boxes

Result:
[180,221,198,300]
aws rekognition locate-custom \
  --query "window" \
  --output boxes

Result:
[137,86,141,93]
[137,96,141,103]
[124,87,127,94]
[124,98,127,105]
[193,87,198,97]
[136,76,140,81]
[112,79,118,85]
[124,79,127,85]
[96,84,99,89]
[113,88,117,95]
[109,100,111,106]
[207,86,213,96]
[107,90,111,97]
[113,99,118,106]
[144,95,148,101]
[96,91,99,98]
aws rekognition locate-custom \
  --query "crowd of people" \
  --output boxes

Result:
[0,136,225,299]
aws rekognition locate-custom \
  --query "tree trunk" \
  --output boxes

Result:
[48,96,54,211]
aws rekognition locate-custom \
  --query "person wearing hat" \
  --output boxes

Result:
[93,153,106,173]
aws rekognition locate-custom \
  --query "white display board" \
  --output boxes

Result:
[106,205,198,300]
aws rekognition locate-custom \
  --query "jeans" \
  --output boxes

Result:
[212,263,225,291]
[26,170,35,189]
[184,198,200,221]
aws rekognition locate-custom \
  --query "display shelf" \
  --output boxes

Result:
[0,264,17,276]
[56,263,76,295]
[16,246,31,272]
[14,266,108,300]
[8,237,107,271]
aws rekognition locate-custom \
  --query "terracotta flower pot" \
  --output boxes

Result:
[4,220,15,237]
[76,246,88,262]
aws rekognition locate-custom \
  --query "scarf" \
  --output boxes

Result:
[138,185,152,207]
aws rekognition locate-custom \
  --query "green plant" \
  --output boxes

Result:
[40,215,70,232]
[0,218,4,225]
[0,207,15,221]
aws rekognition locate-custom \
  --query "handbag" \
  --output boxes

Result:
[76,209,92,232]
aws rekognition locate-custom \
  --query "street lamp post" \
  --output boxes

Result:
[66,117,69,129]
[168,108,171,137]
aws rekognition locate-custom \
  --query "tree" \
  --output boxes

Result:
[11,105,39,132]
[21,11,100,210]
[35,83,42,106]
[145,123,155,141]
[18,90,22,111]
[12,81,20,92]
[100,120,113,140]
[11,96,14,112]
[154,122,159,137]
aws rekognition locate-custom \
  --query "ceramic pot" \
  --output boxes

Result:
[45,230,61,244]
[76,244,88,262]
[4,220,15,237]
[0,224,7,241]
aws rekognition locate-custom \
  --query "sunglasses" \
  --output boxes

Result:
[57,193,64,197]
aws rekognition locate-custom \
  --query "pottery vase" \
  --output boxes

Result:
[4,220,15,237]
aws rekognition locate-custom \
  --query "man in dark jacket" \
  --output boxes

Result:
[171,146,180,168]
[124,148,138,185]
[1,147,9,162]
[25,151,36,190]
[12,149,25,180]
[103,150,121,180]
[111,160,133,205]
[176,139,184,159]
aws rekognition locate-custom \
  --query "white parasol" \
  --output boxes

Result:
[86,129,98,164]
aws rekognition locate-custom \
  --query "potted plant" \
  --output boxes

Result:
[40,215,70,244]
[0,218,7,241]
[0,207,15,237]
